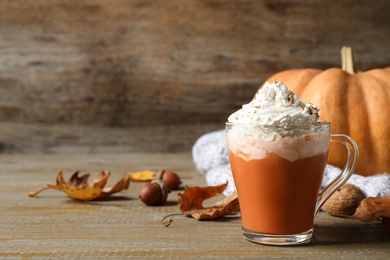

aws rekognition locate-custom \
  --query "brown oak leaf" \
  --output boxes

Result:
[28,171,131,201]
[350,196,390,222]
[177,182,239,220]
[336,196,390,232]
[161,182,239,227]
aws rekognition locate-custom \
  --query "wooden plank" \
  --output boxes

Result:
[0,122,221,153]
[0,0,390,153]
[0,153,389,258]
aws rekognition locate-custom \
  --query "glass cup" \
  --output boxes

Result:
[226,120,358,246]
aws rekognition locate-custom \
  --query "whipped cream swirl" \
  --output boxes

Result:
[227,80,328,161]
[228,80,319,129]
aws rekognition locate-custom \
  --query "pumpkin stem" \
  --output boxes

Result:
[341,46,356,74]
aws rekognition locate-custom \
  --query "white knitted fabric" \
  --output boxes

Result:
[192,129,390,197]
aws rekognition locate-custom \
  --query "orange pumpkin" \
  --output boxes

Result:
[261,47,390,176]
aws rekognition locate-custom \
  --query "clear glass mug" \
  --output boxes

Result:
[226,121,358,245]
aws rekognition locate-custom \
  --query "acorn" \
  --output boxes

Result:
[138,179,170,206]
[154,169,182,190]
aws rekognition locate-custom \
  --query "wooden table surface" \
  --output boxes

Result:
[1,153,389,259]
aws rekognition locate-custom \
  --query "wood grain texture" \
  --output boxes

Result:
[1,153,389,258]
[0,0,390,153]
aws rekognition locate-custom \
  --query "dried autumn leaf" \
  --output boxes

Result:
[97,172,131,199]
[28,171,131,201]
[178,182,239,220]
[161,183,239,227]
[129,170,155,182]
[53,171,109,200]
[350,196,390,222]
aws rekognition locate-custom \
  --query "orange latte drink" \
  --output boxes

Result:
[226,80,358,245]
[227,129,329,235]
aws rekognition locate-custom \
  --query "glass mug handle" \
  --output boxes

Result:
[315,134,359,215]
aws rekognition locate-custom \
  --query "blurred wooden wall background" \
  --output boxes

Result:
[1,0,389,154]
